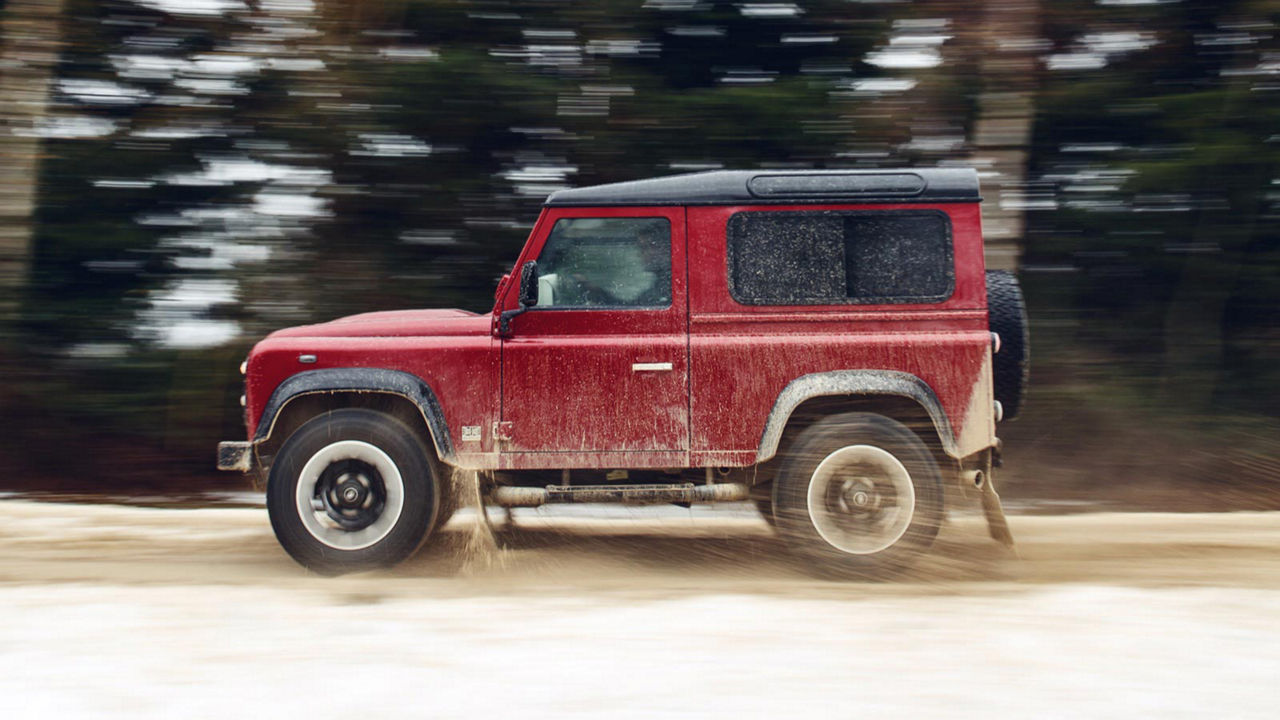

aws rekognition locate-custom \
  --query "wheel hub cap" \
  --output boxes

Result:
[295,441,406,551]
[337,478,366,507]
[806,445,916,555]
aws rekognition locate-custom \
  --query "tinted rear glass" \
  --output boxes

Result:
[727,210,954,305]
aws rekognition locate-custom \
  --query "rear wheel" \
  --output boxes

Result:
[267,408,439,575]
[774,413,943,578]
[753,495,776,528]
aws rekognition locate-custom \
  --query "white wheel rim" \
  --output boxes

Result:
[295,440,405,550]
[805,444,916,555]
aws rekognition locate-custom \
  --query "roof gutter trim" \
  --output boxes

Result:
[544,195,984,207]
[543,168,982,208]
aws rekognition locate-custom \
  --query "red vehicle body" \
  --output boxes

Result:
[220,169,1028,576]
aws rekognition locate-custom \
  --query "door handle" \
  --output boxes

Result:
[632,362,673,372]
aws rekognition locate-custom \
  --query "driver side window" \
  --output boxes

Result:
[534,217,671,309]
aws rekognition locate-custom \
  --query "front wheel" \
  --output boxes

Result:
[774,413,943,579]
[267,409,439,575]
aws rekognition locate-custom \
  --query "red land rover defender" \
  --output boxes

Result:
[218,168,1029,577]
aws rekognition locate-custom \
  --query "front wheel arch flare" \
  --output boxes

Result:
[253,367,454,462]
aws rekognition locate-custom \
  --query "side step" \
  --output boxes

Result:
[490,482,750,508]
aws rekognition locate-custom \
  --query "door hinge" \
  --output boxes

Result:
[494,421,514,442]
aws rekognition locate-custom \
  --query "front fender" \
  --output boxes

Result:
[254,368,454,462]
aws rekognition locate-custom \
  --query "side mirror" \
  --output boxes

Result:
[499,260,538,335]
[518,260,538,307]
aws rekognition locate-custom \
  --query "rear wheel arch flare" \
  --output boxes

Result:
[756,370,958,464]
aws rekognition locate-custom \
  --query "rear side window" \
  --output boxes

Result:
[727,210,954,305]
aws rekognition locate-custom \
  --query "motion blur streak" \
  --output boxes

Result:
[0,1,1276,715]
[0,1,1274,496]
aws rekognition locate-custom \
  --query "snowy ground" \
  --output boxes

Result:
[3,499,1280,719]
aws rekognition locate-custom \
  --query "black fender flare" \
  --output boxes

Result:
[755,370,958,463]
[254,368,454,462]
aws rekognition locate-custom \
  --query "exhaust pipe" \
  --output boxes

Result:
[961,469,986,490]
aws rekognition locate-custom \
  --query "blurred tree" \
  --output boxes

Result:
[965,0,1041,271]
[0,0,65,332]
[1,0,1275,491]
[287,0,937,320]
[1026,0,1279,414]
[14,0,960,477]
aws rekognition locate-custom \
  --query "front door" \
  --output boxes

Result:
[499,207,688,467]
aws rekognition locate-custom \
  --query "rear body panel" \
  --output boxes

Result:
[686,202,993,465]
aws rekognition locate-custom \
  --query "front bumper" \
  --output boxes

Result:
[217,441,254,472]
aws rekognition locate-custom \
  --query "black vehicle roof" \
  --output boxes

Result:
[544,168,980,207]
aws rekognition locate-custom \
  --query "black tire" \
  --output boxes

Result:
[753,494,776,528]
[986,270,1030,420]
[433,465,462,528]
[773,413,943,579]
[267,408,439,575]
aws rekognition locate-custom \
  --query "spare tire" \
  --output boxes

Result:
[986,270,1030,420]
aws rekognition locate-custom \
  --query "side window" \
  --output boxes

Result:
[727,210,953,305]
[534,217,672,309]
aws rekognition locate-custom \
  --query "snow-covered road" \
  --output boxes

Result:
[3,500,1279,719]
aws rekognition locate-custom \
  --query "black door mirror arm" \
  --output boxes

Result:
[498,260,538,336]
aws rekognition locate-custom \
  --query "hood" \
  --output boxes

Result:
[267,308,491,338]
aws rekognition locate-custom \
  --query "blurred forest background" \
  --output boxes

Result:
[0,0,1275,506]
